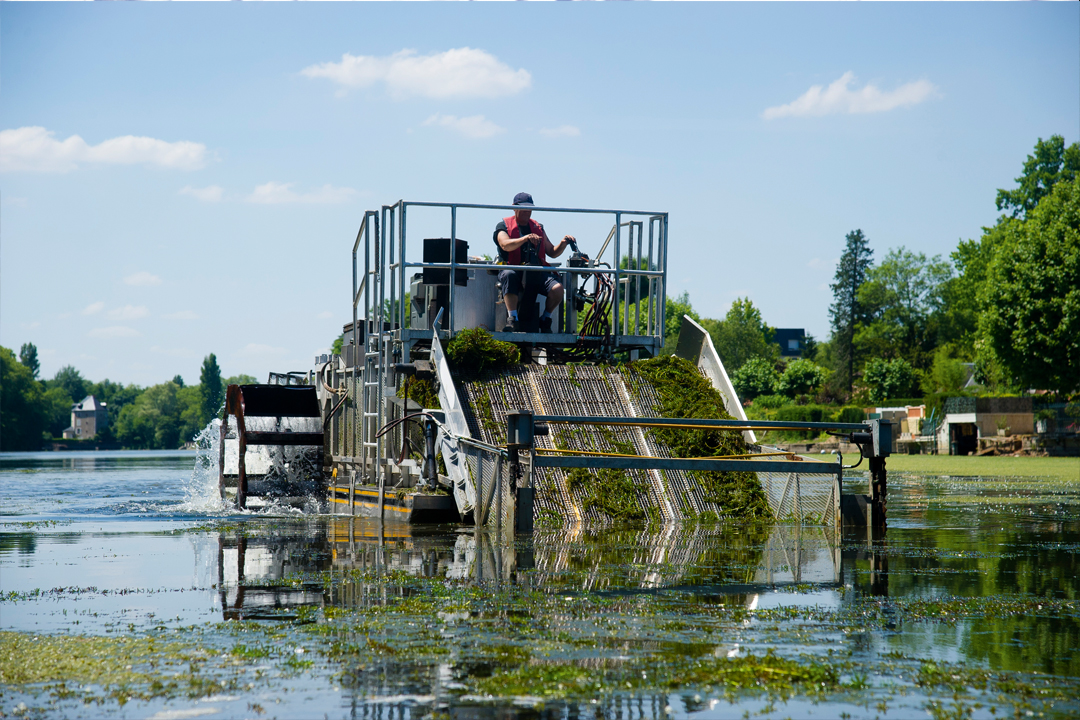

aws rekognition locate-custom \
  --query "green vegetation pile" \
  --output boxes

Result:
[445,328,520,380]
[565,467,647,522]
[627,355,770,519]
[402,378,440,409]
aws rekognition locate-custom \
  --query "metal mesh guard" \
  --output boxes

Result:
[761,471,839,525]
[458,440,514,529]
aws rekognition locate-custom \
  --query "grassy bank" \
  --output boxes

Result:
[884,454,1079,482]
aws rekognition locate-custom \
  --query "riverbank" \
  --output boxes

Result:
[882,453,1079,481]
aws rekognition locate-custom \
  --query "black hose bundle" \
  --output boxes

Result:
[567,267,615,360]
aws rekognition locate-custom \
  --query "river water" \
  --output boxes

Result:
[1,450,1078,719]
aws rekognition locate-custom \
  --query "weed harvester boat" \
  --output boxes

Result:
[225,199,894,527]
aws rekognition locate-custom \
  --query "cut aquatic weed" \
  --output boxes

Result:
[627,356,770,519]
[446,328,520,380]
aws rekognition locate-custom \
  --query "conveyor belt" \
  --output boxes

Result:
[455,364,757,524]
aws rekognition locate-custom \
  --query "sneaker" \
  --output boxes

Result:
[507,318,523,333]
[539,316,552,333]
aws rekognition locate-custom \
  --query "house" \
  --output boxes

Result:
[62,395,108,440]
[773,328,805,358]
[866,405,926,438]
[936,397,1034,455]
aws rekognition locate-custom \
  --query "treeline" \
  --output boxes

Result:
[0,349,256,451]
[664,135,1079,408]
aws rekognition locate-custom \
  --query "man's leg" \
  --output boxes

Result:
[538,274,563,333]
[498,270,523,330]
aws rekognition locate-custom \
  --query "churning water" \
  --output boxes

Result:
[2,449,1079,720]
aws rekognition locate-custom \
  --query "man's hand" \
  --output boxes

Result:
[521,233,542,246]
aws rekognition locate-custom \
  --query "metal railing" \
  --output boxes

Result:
[350,200,669,361]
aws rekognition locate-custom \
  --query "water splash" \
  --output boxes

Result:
[181,417,326,516]
[179,418,230,514]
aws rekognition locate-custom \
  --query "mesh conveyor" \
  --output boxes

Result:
[454,364,842,526]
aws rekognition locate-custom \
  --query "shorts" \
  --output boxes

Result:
[498,268,561,298]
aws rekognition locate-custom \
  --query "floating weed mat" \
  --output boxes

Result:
[0,629,273,706]
[626,356,770,520]
[288,565,1079,715]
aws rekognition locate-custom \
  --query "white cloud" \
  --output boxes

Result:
[179,185,224,202]
[242,343,288,356]
[88,326,139,339]
[124,271,162,287]
[763,72,937,120]
[2,196,28,207]
[82,301,105,316]
[246,182,358,205]
[540,125,581,138]
[422,113,505,140]
[0,126,208,173]
[317,311,333,319]
[107,305,149,321]
[163,310,199,321]
[301,48,530,100]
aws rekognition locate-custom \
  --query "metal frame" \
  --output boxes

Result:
[350,200,669,363]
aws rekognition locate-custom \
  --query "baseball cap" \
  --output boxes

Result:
[512,192,534,207]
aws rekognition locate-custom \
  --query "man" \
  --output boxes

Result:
[494,192,575,333]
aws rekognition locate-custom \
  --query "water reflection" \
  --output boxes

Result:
[213,520,851,619]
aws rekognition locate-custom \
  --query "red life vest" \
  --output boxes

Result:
[502,215,550,266]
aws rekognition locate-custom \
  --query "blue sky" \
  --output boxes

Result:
[2,2,1077,387]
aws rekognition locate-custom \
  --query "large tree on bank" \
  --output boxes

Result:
[829,230,874,396]
[996,135,1080,219]
[979,177,1080,397]
[199,354,224,426]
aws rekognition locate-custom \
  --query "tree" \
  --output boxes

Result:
[863,357,919,404]
[116,382,181,449]
[927,345,969,394]
[978,177,1080,397]
[0,346,46,450]
[18,343,40,379]
[42,385,74,437]
[731,357,779,401]
[224,374,259,387]
[199,354,224,426]
[90,379,143,421]
[172,375,185,388]
[48,365,90,403]
[996,135,1080,219]
[177,385,204,443]
[937,223,1010,359]
[776,359,830,399]
[856,248,953,367]
[707,297,776,373]
[829,230,874,396]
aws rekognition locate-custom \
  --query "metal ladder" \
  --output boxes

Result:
[359,211,383,487]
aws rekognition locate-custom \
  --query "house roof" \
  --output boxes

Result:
[72,395,101,411]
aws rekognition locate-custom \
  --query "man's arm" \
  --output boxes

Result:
[497,231,540,253]
[545,233,575,258]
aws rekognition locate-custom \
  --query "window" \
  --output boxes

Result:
[76,428,81,435]
[788,339,799,350]
[76,418,81,426]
